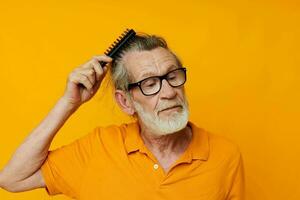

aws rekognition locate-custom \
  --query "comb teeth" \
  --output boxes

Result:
[105,29,135,57]
[100,29,136,67]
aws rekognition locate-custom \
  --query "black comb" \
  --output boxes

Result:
[99,28,136,67]
[78,29,136,90]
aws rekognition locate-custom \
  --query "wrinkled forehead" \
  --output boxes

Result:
[122,47,180,81]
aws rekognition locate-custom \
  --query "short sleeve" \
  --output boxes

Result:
[41,127,100,198]
[226,150,246,200]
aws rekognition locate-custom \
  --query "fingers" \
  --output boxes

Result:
[90,59,105,81]
[78,68,95,88]
[83,55,112,81]
[82,55,112,69]
[69,71,93,90]
[91,55,113,65]
[69,55,113,91]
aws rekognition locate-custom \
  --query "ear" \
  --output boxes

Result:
[114,89,135,115]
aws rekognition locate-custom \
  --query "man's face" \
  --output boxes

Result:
[122,47,189,135]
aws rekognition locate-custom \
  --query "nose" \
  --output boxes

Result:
[159,79,177,99]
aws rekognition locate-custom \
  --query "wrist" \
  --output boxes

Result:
[57,97,80,113]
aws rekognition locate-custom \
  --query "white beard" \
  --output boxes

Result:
[132,96,189,136]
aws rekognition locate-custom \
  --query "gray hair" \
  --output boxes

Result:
[110,33,182,92]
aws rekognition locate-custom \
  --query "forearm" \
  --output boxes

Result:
[0,97,78,185]
[0,55,110,192]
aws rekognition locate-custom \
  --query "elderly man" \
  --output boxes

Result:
[0,33,245,199]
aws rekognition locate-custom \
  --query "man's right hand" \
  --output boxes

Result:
[62,55,113,108]
[0,55,113,193]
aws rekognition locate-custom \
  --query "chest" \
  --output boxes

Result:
[78,154,228,200]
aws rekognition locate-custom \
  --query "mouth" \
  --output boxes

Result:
[159,105,182,113]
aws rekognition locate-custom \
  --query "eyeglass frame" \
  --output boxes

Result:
[127,67,187,96]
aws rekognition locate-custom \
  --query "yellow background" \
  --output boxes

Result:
[0,0,299,199]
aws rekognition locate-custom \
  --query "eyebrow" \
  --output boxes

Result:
[139,65,179,80]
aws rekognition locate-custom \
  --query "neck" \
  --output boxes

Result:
[139,122,192,157]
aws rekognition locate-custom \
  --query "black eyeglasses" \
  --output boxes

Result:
[128,67,187,96]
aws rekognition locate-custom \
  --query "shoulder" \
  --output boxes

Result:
[85,121,137,151]
[50,122,134,156]
[208,133,242,172]
[91,121,136,141]
[205,130,242,171]
[208,131,241,157]
[190,121,242,165]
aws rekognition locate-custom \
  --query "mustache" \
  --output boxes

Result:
[155,99,185,113]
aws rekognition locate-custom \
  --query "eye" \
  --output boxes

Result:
[168,75,176,80]
[167,72,177,80]
[142,78,158,88]
[146,83,156,87]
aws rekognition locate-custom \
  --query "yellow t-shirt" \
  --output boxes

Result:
[41,121,245,200]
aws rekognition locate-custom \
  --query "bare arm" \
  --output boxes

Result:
[0,55,112,193]
[0,97,77,192]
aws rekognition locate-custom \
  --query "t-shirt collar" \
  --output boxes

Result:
[124,121,210,162]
